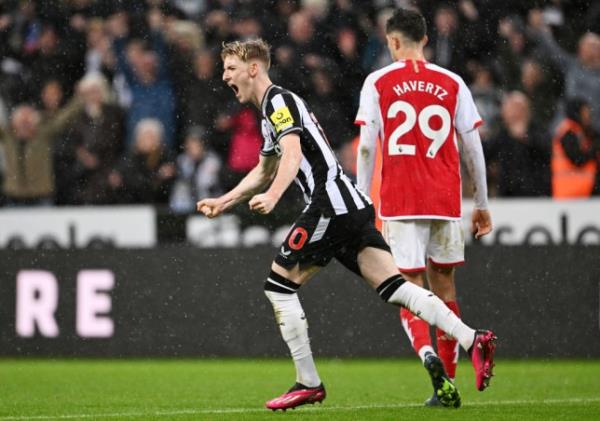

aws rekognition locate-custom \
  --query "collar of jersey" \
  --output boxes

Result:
[261,84,277,114]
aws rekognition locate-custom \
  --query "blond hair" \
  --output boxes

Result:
[221,38,271,68]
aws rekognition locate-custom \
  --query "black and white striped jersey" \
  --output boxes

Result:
[260,84,372,217]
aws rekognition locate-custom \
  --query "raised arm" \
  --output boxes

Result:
[40,95,83,139]
[197,152,279,218]
[107,12,138,85]
[527,9,575,72]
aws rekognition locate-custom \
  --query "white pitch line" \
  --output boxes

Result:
[1,397,599,420]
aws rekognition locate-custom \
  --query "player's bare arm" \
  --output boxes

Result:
[197,153,279,218]
[249,133,302,215]
[460,129,493,239]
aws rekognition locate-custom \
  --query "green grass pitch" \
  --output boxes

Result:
[1,359,599,420]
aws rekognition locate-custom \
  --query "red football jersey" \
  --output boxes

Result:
[355,60,482,220]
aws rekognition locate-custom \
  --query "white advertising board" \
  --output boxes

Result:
[0,206,156,248]
[462,198,600,245]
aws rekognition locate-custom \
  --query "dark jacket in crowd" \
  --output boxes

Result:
[485,124,552,196]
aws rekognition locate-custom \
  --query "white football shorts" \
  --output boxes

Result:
[382,219,465,272]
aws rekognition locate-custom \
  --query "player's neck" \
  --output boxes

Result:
[394,49,424,62]
[252,76,273,109]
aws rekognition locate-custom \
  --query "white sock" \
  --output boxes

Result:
[265,290,321,387]
[418,345,436,363]
[387,282,475,351]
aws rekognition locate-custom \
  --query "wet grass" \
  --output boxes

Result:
[1,358,599,420]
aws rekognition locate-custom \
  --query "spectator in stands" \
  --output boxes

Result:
[56,73,125,205]
[216,106,262,191]
[110,10,176,149]
[528,9,600,132]
[496,16,531,90]
[274,10,325,95]
[469,63,502,140]
[108,118,176,204]
[39,79,65,117]
[262,0,298,49]
[425,4,467,77]
[333,26,365,122]
[0,1,597,208]
[164,18,205,141]
[305,67,350,150]
[25,23,86,100]
[171,0,208,20]
[0,94,82,205]
[202,7,233,49]
[231,10,263,40]
[170,126,222,214]
[551,98,598,199]
[84,18,115,76]
[484,91,551,197]
[182,49,228,137]
[519,57,558,128]
[361,7,394,73]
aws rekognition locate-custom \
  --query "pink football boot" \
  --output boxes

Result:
[470,330,497,391]
[266,383,326,411]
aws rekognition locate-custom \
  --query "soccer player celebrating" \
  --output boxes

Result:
[356,9,494,406]
[198,37,495,411]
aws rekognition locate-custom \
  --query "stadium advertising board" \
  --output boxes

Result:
[0,206,156,249]
[1,246,598,358]
[463,198,600,246]
[186,198,600,247]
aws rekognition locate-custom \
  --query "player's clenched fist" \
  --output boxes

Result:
[249,192,278,215]
[197,198,221,218]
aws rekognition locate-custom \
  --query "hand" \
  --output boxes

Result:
[0,14,13,31]
[197,198,224,218]
[76,147,99,170]
[498,18,513,38]
[472,208,492,239]
[459,0,478,21]
[158,163,176,179]
[147,8,164,31]
[108,170,123,188]
[106,12,129,39]
[528,9,550,33]
[248,192,279,215]
[70,14,87,32]
[507,121,528,141]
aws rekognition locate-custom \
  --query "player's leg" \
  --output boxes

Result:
[357,245,471,347]
[264,262,326,411]
[383,221,437,366]
[356,246,496,391]
[428,265,460,381]
[384,219,452,405]
[427,220,465,382]
[264,212,331,410]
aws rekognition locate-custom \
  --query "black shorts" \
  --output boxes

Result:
[274,205,391,276]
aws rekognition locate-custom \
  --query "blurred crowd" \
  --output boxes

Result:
[0,0,599,212]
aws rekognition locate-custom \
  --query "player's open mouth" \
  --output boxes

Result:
[230,84,239,95]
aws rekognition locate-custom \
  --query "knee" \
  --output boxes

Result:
[264,270,301,295]
[428,273,456,301]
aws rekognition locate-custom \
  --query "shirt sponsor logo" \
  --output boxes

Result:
[270,106,294,133]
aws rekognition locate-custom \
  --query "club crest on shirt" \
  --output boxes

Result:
[270,106,294,133]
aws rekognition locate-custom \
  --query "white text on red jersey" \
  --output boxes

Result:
[392,81,448,101]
